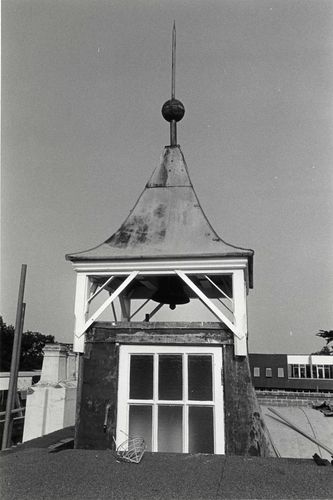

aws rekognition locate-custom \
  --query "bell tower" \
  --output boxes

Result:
[66,25,272,456]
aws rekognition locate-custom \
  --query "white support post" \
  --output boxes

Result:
[175,270,242,339]
[119,296,131,321]
[73,273,90,353]
[232,270,248,356]
[78,271,139,337]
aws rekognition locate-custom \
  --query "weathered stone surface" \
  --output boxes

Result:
[75,341,118,449]
[223,344,274,456]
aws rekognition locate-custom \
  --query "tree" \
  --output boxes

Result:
[313,329,333,355]
[0,316,55,371]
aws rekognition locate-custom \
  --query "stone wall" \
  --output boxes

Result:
[76,322,274,456]
[256,390,333,407]
[23,344,78,443]
[223,345,274,456]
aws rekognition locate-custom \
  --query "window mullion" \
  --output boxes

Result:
[184,353,189,453]
[153,353,158,452]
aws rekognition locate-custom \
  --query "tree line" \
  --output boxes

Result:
[0,316,54,372]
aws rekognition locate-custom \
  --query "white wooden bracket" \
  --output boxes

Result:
[175,269,248,356]
[73,271,139,352]
[80,271,139,337]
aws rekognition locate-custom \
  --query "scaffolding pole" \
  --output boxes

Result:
[1,264,27,450]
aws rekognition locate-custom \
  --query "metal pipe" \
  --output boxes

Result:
[2,264,27,450]
[170,120,177,146]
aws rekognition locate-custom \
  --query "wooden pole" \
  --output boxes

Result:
[1,265,27,450]
[6,303,26,441]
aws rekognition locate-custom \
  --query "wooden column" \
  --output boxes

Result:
[73,273,89,353]
[233,270,248,356]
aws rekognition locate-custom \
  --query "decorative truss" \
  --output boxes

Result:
[73,262,249,356]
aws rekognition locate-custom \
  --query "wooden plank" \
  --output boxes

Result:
[148,303,164,320]
[204,275,233,304]
[87,276,114,304]
[48,438,74,453]
[129,299,150,320]
[114,332,232,345]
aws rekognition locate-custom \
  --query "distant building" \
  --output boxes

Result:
[249,354,333,392]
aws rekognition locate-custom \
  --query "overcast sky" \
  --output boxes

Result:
[2,0,333,354]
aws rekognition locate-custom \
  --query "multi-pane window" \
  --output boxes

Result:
[265,368,272,378]
[117,345,224,454]
[277,367,284,378]
[290,363,333,379]
[253,367,260,377]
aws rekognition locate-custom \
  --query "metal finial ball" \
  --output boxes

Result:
[161,99,185,122]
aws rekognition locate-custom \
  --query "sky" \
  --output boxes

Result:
[2,0,333,354]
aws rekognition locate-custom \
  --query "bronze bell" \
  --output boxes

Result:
[152,276,190,310]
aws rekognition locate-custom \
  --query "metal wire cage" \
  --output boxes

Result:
[114,436,146,464]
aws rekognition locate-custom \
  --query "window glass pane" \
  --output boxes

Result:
[312,365,317,379]
[277,368,284,378]
[158,354,183,400]
[159,355,182,400]
[188,355,212,401]
[253,367,260,377]
[306,365,311,378]
[189,406,214,454]
[318,366,324,379]
[158,406,182,452]
[129,405,152,451]
[130,355,153,399]
[324,366,330,379]
[300,365,306,378]
[265,368,272,378]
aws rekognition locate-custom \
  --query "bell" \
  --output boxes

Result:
[152,276,190,309]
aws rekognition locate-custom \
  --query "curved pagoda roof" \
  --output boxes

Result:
[66,24,254,285]
[66,145,254,277]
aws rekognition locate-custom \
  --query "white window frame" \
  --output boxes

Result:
[116,345,224,454]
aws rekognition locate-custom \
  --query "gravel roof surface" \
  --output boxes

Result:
[1,447,333,499]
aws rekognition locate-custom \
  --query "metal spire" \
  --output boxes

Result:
[171,21,176,99]
[161,22,185,146]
